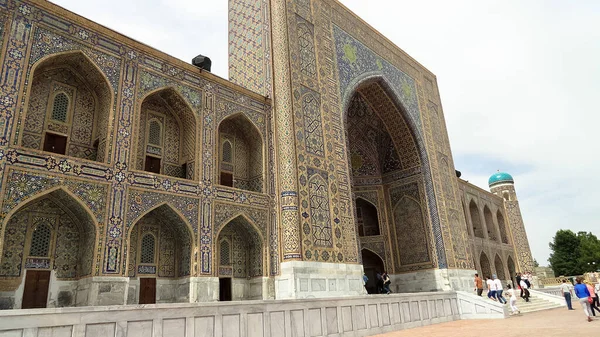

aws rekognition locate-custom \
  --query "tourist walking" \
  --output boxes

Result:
[519,278,530,302]
[486,276,497,301]
[493,275,507,304]
[506,285,520,315]
[363,273,368,293]
[574,277,593,322]
[376,272,384,294]
[560,279,574,310]
[474,273,483,296]
[516,273,523,298]
[382,272,391,294]
[584,280,600,316]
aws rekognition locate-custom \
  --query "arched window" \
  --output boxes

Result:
[220,240,230,265]
[148,120,162,146]
[222,140,232,163]
[140,234,156,264]
[30,223,52,257]
[50,93,69,122]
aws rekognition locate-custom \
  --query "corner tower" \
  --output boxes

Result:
[489,172,535,274]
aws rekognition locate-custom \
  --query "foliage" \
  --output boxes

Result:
[548,230,600,275]
[533,259,539,268]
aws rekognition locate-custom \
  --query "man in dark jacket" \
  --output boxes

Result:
[516,273,523,298]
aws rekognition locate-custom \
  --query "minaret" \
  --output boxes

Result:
[489,172,535,274]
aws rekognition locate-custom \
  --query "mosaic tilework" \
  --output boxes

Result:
[228,0,272,97]
[0,193,96,280]
[300,87,324,156]
[307,168,332,248]
[2,169,108,223]
[0,0,537,299]
[503,198,534,273]
[270,0,302,260]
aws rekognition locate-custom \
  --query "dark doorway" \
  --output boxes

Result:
[22,270,50,309]
[361,249,385,294]
[43,133,67,155]
[220,172,233,187]
[144,156,161,174]
[219,278,232,301]
[139,278,156,304]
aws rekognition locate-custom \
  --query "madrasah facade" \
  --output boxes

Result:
[0,0,534,309]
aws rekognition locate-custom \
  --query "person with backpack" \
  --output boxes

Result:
[382,272,391,294]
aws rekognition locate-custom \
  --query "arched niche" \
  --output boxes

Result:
[135,87,198,180]
[469,201,484,238]
[217,114,264,193]
[126,204,193,304]
[356,198,380,237]
[21,51,113,162]
[497,210,509,244]
[479,251,492,279]
[0,189,97,309]
[361,249,384,294]
[216,215,264,301]
[494,254,506,281]
[483,206,497,242]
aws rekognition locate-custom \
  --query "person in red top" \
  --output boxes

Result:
[474,273,484,296]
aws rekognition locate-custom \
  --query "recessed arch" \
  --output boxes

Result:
[507,255,517,287]
[483,205,497,242]
[126,202,195,245]
[217,113,264,192]
[361,248,385,294]
[494,254,506,281]
[0,187,98,309]
[469,200,484,238]
[134,86,198,180]
[126,203,193,304]
[215,213,265,245]
[355,197,380,236]
[216,214,265,301]
[497,210,509,244]
[479,251,492,279]
[20,50,115,163]
[343,74,446,268]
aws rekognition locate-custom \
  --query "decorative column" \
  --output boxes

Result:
[269,0,302,260]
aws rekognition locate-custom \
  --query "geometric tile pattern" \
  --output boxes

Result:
[0,0,534,300]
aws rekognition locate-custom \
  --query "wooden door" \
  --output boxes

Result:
[21,270,50,309]
[144,156,161,174]
[219,278,232,301]
[139,278,156,304]
[43,133,67,155]
[220,172,233,187]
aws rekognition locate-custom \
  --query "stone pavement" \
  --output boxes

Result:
[374,307,598,336]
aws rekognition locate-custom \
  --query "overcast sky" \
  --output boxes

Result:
[51,0,599,267]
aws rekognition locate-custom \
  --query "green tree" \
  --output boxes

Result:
[577,231,600,272]
[548,230,581,275]
[533,259,540,268]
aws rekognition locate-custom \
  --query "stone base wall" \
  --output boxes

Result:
[275,261,365,299]
[0,291,509,336]
[387,269,476,293]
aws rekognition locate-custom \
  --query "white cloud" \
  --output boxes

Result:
[51,0,599,266]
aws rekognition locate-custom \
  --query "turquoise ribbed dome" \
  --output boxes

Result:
[488,172,514,187]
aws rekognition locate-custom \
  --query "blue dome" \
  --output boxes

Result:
[488,172,514,187]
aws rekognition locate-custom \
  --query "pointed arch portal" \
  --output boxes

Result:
[0,189,96,309]
[216,215,265,301]
[126,204,192,304]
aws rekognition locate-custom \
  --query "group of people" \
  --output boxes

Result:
[362,271,392,294]
[561,277,600,322]
[474,272,532,315]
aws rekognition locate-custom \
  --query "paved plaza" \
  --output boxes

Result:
[375,308,598,336]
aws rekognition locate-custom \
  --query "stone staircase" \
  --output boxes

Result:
[513,294,563,314]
